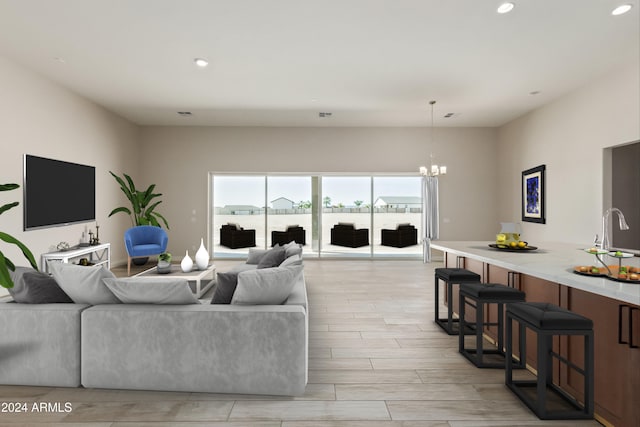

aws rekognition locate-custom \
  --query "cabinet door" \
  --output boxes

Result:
[561,287,637,427]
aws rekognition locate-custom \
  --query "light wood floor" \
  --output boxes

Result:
[0,260,602,426]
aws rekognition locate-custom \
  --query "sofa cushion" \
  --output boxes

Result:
[49,263,120,305]
[257,245,286,269]
[232,264,303,305]
[103,277,200,304]
[280,254,303,267]
[211,271,239,304]
[8,267,73,304]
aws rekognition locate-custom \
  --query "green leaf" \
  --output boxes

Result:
[0,201,19,216]
[0,251,14,289]
[0,232,38,270]
[108,206,132,217]
[0,183,19,192]
[152,211,170,229]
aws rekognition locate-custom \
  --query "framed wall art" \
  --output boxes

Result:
[522,164,546,224]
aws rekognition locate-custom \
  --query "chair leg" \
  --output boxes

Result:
[127,257,131,276]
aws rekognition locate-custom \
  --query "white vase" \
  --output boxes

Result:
[195,238,209,270]
[181,250,193,273]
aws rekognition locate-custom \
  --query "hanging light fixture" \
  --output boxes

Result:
[419,100,447,177]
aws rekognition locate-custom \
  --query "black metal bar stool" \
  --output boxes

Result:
[505,302,594,420]
[459,282,526,368]
[434,268,481,335]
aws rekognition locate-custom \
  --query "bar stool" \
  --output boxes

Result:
[505,302,594,420]
[434,268,481,335]
[459,282,526,368]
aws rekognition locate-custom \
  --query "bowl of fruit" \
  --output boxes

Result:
[489,241,537,251]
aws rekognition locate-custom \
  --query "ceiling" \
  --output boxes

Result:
[0,0,638,127]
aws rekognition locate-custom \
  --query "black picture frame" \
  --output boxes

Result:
[522,164,546,224]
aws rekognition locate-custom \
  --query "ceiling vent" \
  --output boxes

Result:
[177,111,193,116]
[318,112,332,118]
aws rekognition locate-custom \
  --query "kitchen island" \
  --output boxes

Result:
[431,241,639,427]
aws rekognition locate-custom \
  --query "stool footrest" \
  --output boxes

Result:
[435,318,476,335]
[507,381,593,420]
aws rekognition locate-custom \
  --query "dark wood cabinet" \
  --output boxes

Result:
[561,286,640,427]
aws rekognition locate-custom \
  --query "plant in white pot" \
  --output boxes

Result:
[157,252,172,274]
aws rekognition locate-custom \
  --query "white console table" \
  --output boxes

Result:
[41,243,111,273]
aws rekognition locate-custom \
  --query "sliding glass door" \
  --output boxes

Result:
[210,173,421,259]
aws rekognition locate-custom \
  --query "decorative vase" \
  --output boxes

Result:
[180,250,193,273]
[195,238,209,270]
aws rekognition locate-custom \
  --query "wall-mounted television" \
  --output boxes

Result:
[23,155,96,231]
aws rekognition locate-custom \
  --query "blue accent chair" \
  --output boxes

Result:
[124,226,168,275]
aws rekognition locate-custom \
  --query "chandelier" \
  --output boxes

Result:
[419,100,447,177]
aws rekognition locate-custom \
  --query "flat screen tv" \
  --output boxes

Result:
[23,155,96,230]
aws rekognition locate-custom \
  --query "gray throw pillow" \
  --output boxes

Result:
[49,262,120,305]
[211,271,239,304]
[231,264,302,305]
[103,278,199,304]
[283,241,303,258]
[246,248,268,264]
[8,266,73,303]
[257,245,286,269]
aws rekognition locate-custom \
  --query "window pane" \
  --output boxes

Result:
[373,177,422,257]
[212,175,264,257]
[322,176,371,257]
[267,176,315,256]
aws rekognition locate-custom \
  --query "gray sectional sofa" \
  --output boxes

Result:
[0,247,308,396]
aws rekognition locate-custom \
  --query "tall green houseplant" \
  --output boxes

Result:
[0,183,38,289]
[108,172,170,229]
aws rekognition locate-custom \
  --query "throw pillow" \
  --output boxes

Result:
[49,262,120,305]
[283,241,303,258]
[257,245,286,269]
[103,278,200,304]
[231,264,302,305]
[246,248,268,264]
[211,271,239,304]
[8,266,73,304]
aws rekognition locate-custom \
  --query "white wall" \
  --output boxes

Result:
[138,126,499,256]
[497,61,640,245]
[0,55,140,294]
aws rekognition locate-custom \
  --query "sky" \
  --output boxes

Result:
[212,176,421,207]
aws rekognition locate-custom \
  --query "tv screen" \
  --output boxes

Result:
[23,155,96,230]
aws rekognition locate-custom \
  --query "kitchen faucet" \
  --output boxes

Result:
[599,207,630,251]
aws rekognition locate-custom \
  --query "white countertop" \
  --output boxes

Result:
[431,241,640,306]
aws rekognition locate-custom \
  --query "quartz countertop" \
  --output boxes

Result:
[431,241,640,306]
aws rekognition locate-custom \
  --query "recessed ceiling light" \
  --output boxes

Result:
[53,57,66,64]
[194,58,209,67]
[612,4,633,15]
[497,2,515,14]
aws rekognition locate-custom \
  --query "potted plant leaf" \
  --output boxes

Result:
[108,171,170,229]
[0,183,38,288]
[157,252,172,274]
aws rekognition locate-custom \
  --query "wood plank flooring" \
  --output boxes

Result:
[0,260,602,426]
